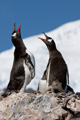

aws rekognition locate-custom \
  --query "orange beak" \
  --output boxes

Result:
[17,24,21,32]
[38,37,46,41]
[38,32,47,41]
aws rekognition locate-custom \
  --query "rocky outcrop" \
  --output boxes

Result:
[0,92,80,120]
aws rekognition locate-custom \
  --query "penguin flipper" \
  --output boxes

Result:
[41,70,47,80]
[25,54,35,79]
[66,65,69,85]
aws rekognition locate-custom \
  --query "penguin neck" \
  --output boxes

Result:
[46,41,57,53]
[14,39,26,59]
[14,38,25,48]
[48,47,57,58]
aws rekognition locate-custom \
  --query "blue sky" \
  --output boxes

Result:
[0,0,80,52]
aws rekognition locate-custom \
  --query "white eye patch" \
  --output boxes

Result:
[11,33,17,38]
[48,39,52,42]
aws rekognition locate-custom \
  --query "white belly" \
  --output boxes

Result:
[38,63,50,94]
[20,62,31,92]
[38,79,49,93]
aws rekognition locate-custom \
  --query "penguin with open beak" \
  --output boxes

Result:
[2,24,35,97]
[38,32,69,93]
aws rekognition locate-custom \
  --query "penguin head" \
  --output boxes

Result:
[38,32,56,51]
[11,24,22,46]
[12,24,21,39]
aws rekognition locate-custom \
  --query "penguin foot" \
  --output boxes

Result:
[54,89,60,93]
[48,87,60,93]
[2,90,19,98]
[2,91,11,97]
[66,85,75,93]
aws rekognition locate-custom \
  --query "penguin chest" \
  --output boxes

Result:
[38,80,48,93]
[20,62,31,92]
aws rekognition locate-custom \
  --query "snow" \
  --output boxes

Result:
[0,20,80,93]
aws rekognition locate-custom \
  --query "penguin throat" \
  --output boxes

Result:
[14,39,26,58]
[14,47,26,59]
[12,38,25,49]
[49,49,59,59]
[47,45,56,53]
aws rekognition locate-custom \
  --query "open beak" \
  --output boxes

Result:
[14,23,16,31]
[17,24,21,32]
[38,32,47,41]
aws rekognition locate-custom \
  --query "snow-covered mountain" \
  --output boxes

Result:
[0,20,80,93]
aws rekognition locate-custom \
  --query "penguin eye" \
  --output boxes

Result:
[48,39,52,42]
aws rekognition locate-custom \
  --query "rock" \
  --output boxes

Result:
[0,92,80,120]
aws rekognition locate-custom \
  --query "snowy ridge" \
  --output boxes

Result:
[0,20,80,92]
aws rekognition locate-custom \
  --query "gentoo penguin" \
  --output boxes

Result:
[2,24,35,97]
[38,32,69,93]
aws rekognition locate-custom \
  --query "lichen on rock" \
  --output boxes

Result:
[0,92,80,120]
